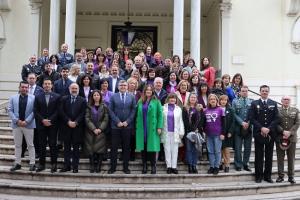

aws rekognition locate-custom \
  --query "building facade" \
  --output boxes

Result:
[0,0,300,105]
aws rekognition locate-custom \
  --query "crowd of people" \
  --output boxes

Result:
[7,43,300,184]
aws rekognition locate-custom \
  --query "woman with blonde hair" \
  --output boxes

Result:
[68,64,81,82]
[175,80,191,108]
[182,92,203,173]
[161,93,185,174]
[202,93,225,175]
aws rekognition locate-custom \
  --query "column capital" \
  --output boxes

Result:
[220,0,232,18]
[0,0,11,12]
[286,0,300,17]
[28,0,43,14]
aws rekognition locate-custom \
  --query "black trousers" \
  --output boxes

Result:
[22,128,39,156]
[110,128,131,170]
[38,126,58,166]
[141,143,156,166]
[254,137,274,179]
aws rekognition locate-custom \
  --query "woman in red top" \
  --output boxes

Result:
[200,57,216,88]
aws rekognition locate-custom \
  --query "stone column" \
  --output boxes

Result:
[220,0,232,74]
[190,0,201,67]
[65,0,76,54]
[173,0,184,61]
[296,85,300,108]
[49,0,60,55]
[29,0,42,56]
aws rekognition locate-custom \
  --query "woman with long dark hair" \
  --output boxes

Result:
[200,57,216,88]
[84,90,109,173]
[136,85,163,174]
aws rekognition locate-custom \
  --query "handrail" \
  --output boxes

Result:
[248,89,282,106]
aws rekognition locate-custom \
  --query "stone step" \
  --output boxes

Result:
[0,119,11,127]
[0,177,299,199]
[0,114,9,120]
[0,153,299,172]
[0,165,299,184]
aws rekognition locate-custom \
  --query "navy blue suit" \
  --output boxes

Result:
[108,92,136,171]
[108,77,122,93]
[53,78,72,96]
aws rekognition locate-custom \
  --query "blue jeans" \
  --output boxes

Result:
[207,135,222,168]
[185,138,199,166]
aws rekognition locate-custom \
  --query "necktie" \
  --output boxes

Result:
[121,93,125,104]
[71,96,76,104]
[263,100,267,107]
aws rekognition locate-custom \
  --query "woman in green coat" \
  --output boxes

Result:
[136,84,163,174]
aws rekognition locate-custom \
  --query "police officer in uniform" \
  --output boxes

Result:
[57,43,74,67]
[21,55,42,81]
[232,85,253,171]
[275,96,300,184]
[249,85,279,183]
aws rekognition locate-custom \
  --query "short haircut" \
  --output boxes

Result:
[61,66,69,71]
[221,74,230,80]
[177,80,190,91]
[28,73,36,77]
[260,85,269,91]
[241,85,249,90]
[219,95,229,101]
[118,80,128,86]
[19,81,29,87]
[154,77,163,84]
[43,78,52,84]
[165,93,178,104]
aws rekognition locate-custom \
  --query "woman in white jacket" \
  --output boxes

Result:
[161,93,185,174]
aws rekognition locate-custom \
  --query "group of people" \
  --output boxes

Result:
[8,43,299,184]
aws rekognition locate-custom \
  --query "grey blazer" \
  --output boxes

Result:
[8,94,36,129]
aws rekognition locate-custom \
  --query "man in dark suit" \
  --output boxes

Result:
[108,80,136,174]
[34,78,60,173]
[76,62,100,89]
[153,77,168,161]
[108,65,122,93]
[57,43,74,67]
[21,73,44,158]
[249,85,279,183]
[21,55,42,81]
[37,48,50,69]
[54,66,73,97]
[59,83,86,173]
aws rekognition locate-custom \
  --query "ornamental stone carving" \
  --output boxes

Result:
[28,0,43,14]
[286,0,300,17]
[220,0,232,18]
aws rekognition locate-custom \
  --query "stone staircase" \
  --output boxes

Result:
[0,111,300,199]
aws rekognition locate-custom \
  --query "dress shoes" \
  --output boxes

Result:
[276,177,284,183]
[142,163,147,174]
[188,165,193,174]
[50,164,57,173]
[235,167,242,171]
[243,165,252,172]
[264,178,274,183]
[213,167,219,175]
[108,168,116,174]
[59,166,71,173]
[255,178,262,183]
[123,168,131,174]
[73,169,78,173]
[10,164,21,172]
[29,164,36,172]
[172,168,178,174]
[288,177,296,184]
[167,168,172,174]
[207,167,214,174]
[36,165,45,172]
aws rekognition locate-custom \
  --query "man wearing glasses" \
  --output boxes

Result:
[275,96,300,184]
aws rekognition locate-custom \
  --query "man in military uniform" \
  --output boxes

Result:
[57,43,74,67]
[275,96,300,184]
[21,55,42,81]
[37,48,49,70]
[249,85,279,183]
[232,85,253,172]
